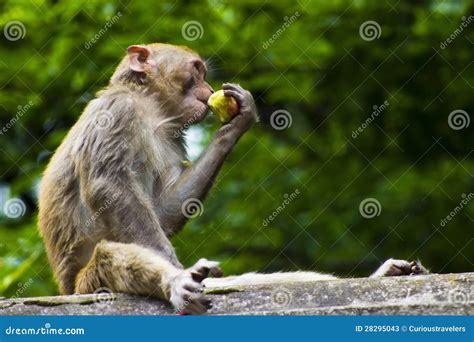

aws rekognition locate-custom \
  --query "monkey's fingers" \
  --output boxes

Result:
[386,259,413,276]
[222,82,245,93]
[409,260,429,275]
[223,90,244,107]
[210,266,224,278]
[372,258,429,277]
[190,259,223,282]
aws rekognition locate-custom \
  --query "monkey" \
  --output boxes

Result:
[38,43,428,315]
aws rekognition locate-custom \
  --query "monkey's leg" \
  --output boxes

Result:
[370,259,429,277]
[75,241,222,314]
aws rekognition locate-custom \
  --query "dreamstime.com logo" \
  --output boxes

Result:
[173,289,203,315]
[440,15,474,50]
[3,20,26,41]
[2,198,26,219]
[270,109,292,130]
[4,323,85,336]
[84,12,122,49]
[181,21,204,41]
[263,189,300,227]
[359,198,382,219]
[181,197,204,219]
[359,20,381,41]
[0,100,34,136]
[84,192,122,227]
[94,109,115,130]
[262,11,300,49]
[174,110,203,138]
[271,287,292,306]
[10,278,34,299]
[439,193,474,227]
[352,100,389,138]
[448,109,470,130]
[448,288,470,305]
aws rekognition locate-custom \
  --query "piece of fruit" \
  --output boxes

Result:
[207,90,239,123]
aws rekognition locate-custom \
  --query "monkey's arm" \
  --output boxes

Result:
[157,84,258,235]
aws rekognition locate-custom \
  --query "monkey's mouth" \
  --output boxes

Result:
[199,100,210,114]
[198,98,209,108]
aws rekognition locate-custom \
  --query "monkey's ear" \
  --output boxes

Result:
[127,45,153,72]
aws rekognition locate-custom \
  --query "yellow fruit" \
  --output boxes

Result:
[207,90,239,123]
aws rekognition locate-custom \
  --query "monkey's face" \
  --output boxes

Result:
[176,58,214,125]
[119,44,214,125]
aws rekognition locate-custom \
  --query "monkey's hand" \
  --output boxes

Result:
[370,259,430,277]
[222,83,258,133]
[167,258,223,315]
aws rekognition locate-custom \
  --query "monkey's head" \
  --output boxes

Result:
[111,43,214,125]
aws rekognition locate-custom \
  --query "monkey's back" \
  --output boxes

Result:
[38,102,104,294]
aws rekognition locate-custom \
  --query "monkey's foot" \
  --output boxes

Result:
[370,258,429,278]
[169,258,223,315]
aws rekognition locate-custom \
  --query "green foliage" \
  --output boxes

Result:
[0,0,472,296]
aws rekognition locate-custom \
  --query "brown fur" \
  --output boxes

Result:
[38,43,257,313]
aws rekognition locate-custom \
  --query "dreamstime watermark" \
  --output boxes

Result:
[359,198,382,219]
[5,323,85,336]
[439,193,474,227]
[352,100,389,138]
[448,288,470,305]
[448,109,470,130]
[181,21,204,41]
[92,287,116,304]
[3,198,26,219]
[271,287,292,306]
[84,192,121,227]
[4,20,26,41]
[84,12,122,49]
[270,109,292,130]
[93,109,114,130]
[359,20,381,41]
[10,278,34,299]
[173,289,203,314]
[440,15,474,49]
[262,189,300,227]
[173,111,202,138]
[262,11,300,50]
[0,100,34,136]
[181,198,204,219]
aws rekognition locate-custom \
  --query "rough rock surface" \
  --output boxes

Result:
[1,273,472,315]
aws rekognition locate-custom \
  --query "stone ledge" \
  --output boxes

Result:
[1,273,472,315]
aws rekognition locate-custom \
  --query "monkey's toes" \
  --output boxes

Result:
[169,271,210,315]
[190,258,223,282]
[179,296,212,315]
[409,260,429,275]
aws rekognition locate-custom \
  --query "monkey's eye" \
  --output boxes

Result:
[183,76,195,92]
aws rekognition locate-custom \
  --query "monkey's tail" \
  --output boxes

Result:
[203,271,336,288]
